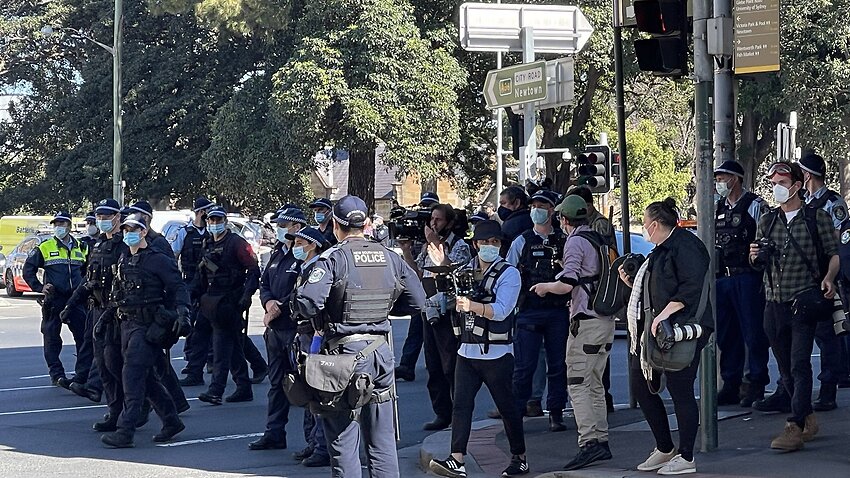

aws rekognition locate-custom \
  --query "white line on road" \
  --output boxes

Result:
[155,432,264,447]
[0,385,55,392]
[171,356,184,361]
[19,374,51,380]
[0,404,106,416]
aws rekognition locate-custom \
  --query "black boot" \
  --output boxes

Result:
[225,388,254,403]
[101,431,135,448]
[812,384,837,411]
[740,384,765,408]
[93,417,118,432]
[549,410,567,432]
[717,382,741,406]
[753,387,791,413]
[153,419,186,443]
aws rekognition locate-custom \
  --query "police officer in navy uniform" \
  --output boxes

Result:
[196,206,262,405]
[23,211,89,389]
[101,213,191,448]
[838,218,850,376]
[498,186,534,250]
[295,195,426,478]
[62,199,125,404]
[248,207,307,450]
[712,160,772,407]
[126,201,173,256]
[81,211,99,250]
[800,153,850,409]
[173,197,215,386]
[309,198,338,246]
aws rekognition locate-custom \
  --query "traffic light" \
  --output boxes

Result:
[633,0,688,77]
[576,144,612,194]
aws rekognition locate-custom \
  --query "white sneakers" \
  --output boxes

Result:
[637,448,695,474]
[637,448,679,471]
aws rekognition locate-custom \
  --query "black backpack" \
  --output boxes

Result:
[576,231,621,316]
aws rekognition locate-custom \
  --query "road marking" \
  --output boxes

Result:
[155,432,264,447]
[19,374,51,380]
[0,385,55,392]
[0,404,106,416]
[171,356,184,361]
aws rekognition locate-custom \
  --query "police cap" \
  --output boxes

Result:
[714,160,745,179]
[419,191,440,207]
[275,208,308,225]
[286,226,329,250]
[309,198,333,210]
[50,211,73,225]
[193,196,215,212]
[85,211,96,223]
[121,213,148,230]
[333,195,368,228]
[206,206,227,219]
[469,211,490,223]
[530,190,561,208]
[95,198,121,215]
[128,200,153,218]
[799,153,826,177]
[471,220,503,241]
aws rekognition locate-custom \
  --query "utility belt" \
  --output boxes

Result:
[117,304,179,348]
[283,334,392,415]
[716,266,756,278]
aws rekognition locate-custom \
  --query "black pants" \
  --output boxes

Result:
[263,328,295,442]
[97,316,124,420]
[183,312,213,380]
[73,306,102,390]
[398,312,424,370]
[208,320,250,396]
[157,348,189,411]
[814,320,848,385]
[764,301,816,426]
[423,315,458,421]
[451,354,525,456]
[630,335,708,462]
[41,294,86,380]
[244,334,268,375]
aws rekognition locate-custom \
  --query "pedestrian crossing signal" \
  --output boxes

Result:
[576,145,612,194]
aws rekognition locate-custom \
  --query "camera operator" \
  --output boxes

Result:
[712,160,772,408]
[399,204,472,431]
[505,190,569,433]
[394,191,441,382]
[800,153,850,408]
[750,161,840,452]
[499,186,534,249]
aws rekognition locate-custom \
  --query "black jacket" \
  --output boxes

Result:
[645,227,713,330]
[259,244,301,330]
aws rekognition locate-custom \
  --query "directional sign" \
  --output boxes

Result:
[510,58,575,111]
[483,61,547,109]
[733,0,780,74]
[459,3,594,54]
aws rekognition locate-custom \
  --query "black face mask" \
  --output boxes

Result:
[497,206,512,221]
[201,214,208,221]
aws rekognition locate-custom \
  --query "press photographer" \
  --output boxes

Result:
[398,203,471,431]
[749,161,840,452]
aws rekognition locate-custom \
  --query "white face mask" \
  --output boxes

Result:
[642,221,656,244]
[715,180,730,198]
[86,224,99,236]
[772,183,793,204]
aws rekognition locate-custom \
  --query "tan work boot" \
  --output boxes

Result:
[801,413,819,442]
[770,422,804,451]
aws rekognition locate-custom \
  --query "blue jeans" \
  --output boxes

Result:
[512,307,569,413]
[716,272,770,387]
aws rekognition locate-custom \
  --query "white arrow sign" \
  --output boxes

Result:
[459,3,595,54]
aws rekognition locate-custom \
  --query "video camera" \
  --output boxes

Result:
[423,263,478,325]
[387,205,470,243]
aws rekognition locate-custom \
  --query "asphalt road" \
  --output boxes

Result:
[0,293,798,477]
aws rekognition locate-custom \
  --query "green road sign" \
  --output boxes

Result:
[483,60,547,109]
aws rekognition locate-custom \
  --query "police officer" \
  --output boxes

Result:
[173,197,215,386]
[499,186,534,249]
[62,200,126,404]
[126,201,173,256]
[295,195,426,478]
[101,213,191,448]
[81,211,99,250]
[23,211,88,389]
[800,152,850,410]
[248,207,307,450]
[838,218,850,376]
[712,160,772,407]
[196,206,261,405]
[309,198,338,246]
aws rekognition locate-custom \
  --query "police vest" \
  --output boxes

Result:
[517,228,568,309]
[86,235,125,307]
[38,237,87,294]
[839,220,850,283]
[113,248,165,312]
[715,192,758,270]
[180,225,208,282]
[325,240,400,326]
[200,233,247,294]
[453,259,515,351]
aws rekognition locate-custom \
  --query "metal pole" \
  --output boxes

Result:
[520,26,536,185]
[713,0,734,167]
[112,0,123,204]
[694,0,718,452]
[788,111,798,159]
[495,0,503,194]
[612,0,635,409]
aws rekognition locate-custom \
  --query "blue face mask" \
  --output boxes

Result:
[97,219,114,233]
[276,227,289,243]
[208,223,226,235]
[315,212,326,224]
[123,231,142,247]
[477,244,500,263]
[292,246,308,261]
[54,226,68,239]
[530,207,550,225]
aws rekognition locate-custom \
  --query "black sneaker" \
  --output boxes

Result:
[429,456,466,478]
[563,439,611,471]
[502,455,529,476]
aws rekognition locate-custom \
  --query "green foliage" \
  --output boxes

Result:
[619,120,690,213]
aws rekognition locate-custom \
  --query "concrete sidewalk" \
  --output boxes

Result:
[419,388,850,477]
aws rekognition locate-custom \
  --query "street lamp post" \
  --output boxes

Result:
[42,0,123,205]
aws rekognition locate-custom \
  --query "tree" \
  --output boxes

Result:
[270,0,465,211]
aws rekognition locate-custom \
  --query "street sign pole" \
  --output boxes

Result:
[520,26,535,185]
[495,0,504,196]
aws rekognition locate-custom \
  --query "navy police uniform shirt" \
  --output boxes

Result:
[259,243,301,330]
[194,229,261,299]
[296,236,426,338]
[839,218,850,283]
[118,246,191,310]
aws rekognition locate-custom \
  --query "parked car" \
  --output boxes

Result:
[3,233,52,297]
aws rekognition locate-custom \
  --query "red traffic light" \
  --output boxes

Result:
[634,0,686,34]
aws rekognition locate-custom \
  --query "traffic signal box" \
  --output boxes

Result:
[633,0,689,77]
[576,144,612,194]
